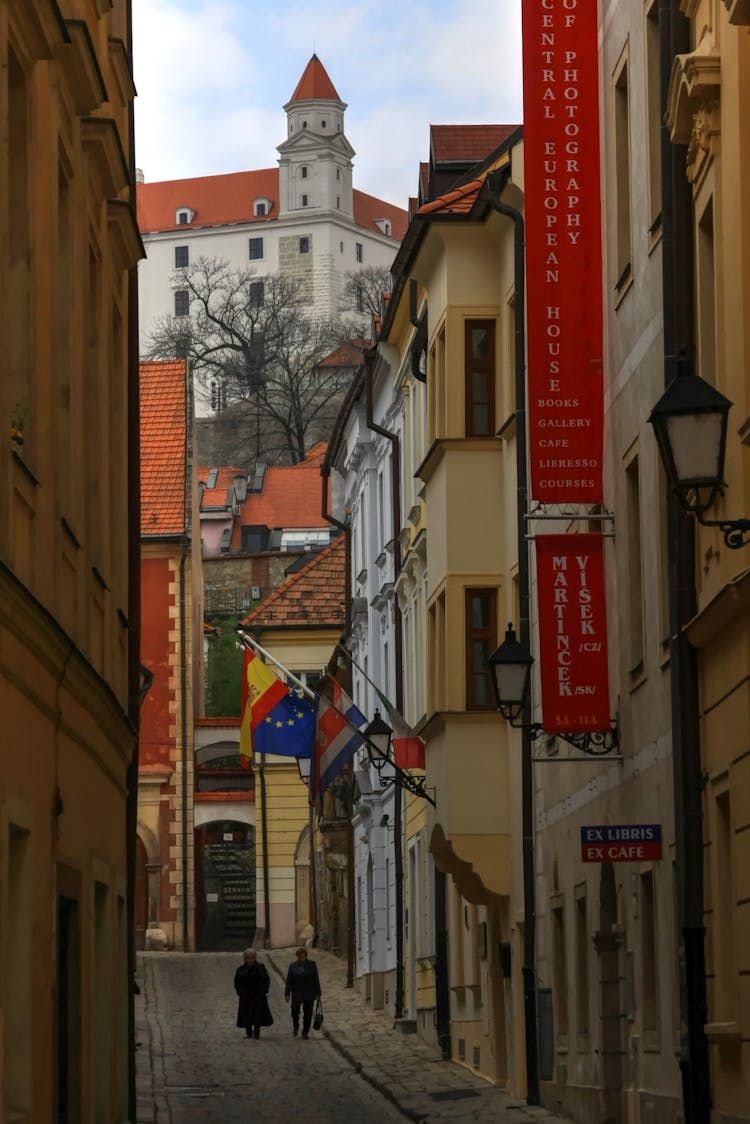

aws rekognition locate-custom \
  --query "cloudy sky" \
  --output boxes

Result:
[132,0,523,210]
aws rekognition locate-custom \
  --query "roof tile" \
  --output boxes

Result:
[288,54,341,103]
[240,536,346,630]
[140,360,188,537]
[137,171,407,239]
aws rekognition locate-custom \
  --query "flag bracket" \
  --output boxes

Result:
[366,750,436,807]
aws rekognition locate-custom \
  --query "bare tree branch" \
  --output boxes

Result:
[144,257,361,463]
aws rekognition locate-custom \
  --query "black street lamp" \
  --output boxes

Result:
[297,755,312,784]
[488,624,535,725]
[649,356,750,548]
[363,709,396,785]
[488,624,618,756]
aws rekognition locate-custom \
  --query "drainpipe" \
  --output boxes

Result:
[259,755,271,947]
[487,170,540,1105]
[364,346,405,1022]
[179,359,193,951]
[659,5,710,1121]
[321,459,356,983]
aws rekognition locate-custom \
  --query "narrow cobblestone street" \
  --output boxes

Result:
[136,949,570,1124]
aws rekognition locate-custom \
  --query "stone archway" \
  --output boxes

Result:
[136,819,167,950]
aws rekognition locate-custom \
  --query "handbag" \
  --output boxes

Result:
[313,999,324,1030]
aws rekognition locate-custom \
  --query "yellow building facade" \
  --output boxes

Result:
[667,2,750,1118]
[0,0,141,1119]
[380,133,527,1092]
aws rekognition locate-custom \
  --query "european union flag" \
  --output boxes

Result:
[253,689,316,758]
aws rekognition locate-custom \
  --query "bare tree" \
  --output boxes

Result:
[341,265,393,330]
[145,257,359,464]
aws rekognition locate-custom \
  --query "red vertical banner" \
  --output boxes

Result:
[535,534,610,732]
[522,0,604,503]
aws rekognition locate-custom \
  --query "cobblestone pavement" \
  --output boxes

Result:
[136,949,571,1124]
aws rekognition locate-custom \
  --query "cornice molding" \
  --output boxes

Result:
[81,116,130,199]
[108,199,146,270]
[56,19,108,115]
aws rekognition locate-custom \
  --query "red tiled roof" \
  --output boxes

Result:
[140,360,187,537]
[419,176,485,216]
[352,188,408,241]
[289,54,341,103]
[229,459,330,550]
[137,168,278,234]
[430,125,518,164]
[198,465,245,510]
[240,536,346,630]
[303,442,328,466]
[317,339,367,368]
[137,170,407,239]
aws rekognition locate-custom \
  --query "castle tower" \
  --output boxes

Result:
[277,54,355,220]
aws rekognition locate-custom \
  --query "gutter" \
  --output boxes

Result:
[659,4,710,1120]
[364,346,406,1023]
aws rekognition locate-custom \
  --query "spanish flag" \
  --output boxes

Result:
[239,647,315,768]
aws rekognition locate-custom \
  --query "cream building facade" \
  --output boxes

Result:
[665,2,750,1120]
[0,0,142,1119]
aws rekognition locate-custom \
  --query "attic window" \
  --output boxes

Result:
[206,469,218,488]
[383,220,391,236]
[254,201,266,217]
[176,208,193,225]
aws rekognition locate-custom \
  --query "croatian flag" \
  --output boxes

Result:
[312,681,367,802]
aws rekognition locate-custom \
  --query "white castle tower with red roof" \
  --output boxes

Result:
[136,56,407,416]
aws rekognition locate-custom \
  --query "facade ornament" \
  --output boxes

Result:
[665,31,721,146]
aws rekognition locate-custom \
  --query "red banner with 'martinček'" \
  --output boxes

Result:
[535,534,610,733]
[522,0,604,503]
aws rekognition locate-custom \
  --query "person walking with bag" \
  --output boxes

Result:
[284,947,321,1039]
[234,949,273,1039]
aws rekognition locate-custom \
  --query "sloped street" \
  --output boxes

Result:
[136,949,569,1124]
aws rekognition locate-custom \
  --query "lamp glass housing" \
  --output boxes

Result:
[648,359,732,494]
[364,710,393,763]
[297,755,311,782]
[488,624,534,711]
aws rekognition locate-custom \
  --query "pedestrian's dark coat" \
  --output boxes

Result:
[284,958,321,1004]
[234,961,273,1029]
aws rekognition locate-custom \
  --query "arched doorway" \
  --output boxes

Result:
[195,820,256,950]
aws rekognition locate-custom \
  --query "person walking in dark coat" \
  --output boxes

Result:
[284,947,321,1038]
[234,949,273,1039]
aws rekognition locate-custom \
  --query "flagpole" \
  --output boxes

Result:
[237,630,317,701]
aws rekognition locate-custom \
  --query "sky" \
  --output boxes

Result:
[132,0,523,210]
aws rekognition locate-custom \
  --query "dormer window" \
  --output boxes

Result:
[176,207,194,225]
[253,199,269,217]
[375,218,392,237]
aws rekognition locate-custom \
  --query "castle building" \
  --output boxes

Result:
[136,55,408,416]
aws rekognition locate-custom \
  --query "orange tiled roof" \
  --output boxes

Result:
[137,172,408,239]
[303,442,328,466]
[288,54,341,103]
[140,360,187,537]
[229,458,330,550]
[199,465,245,510]
[317,339,367,368]
[240,536,346,630]
[430,125,518,164]
[419,176,485,216]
